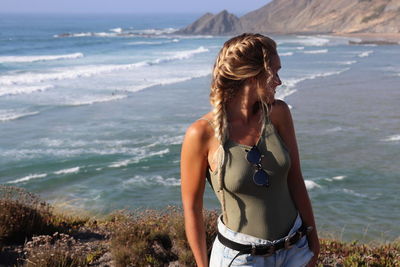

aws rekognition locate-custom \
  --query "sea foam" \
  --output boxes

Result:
[0,53,83,63]
[332,175,346,181]
[109,148,170,168]
[358,50,374,58]
[7,173,47,184]
[303,49,328,54]
[122,175,180,187]
[0,109,39,122]
[0,85,53,97]
[381,134,400,142]
[54,27,178,38]
[0,47,208,86]
[342,188,367,198]
[66,94,127,106]
[54,167,80,175]
[126,39,180,45]
[280,52,294,56]
[279,36,330,46]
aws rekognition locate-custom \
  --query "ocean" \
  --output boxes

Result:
[0,13,399,243]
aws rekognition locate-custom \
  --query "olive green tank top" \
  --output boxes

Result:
[206,119,297,241]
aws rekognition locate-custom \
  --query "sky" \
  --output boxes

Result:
[1,0,272,15]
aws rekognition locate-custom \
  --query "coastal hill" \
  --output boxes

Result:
[178,0,400,35]
[178,10,243,35]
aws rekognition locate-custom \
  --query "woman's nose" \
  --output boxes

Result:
[275,74,282,86]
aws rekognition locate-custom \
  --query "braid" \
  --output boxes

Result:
[210,77,229,223]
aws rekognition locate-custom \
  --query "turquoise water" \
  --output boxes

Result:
[0,14,399,242]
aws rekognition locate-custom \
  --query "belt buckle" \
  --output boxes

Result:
[261,244,275,256]
[251,243,256,255]
[284,236,294,249]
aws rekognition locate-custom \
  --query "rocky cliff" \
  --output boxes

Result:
[180,0,400,35]
[176,10,242,35]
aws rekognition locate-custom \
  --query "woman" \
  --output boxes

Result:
[181,33,320,267]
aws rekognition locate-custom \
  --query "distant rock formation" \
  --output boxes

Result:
[180,0,400,35]
[177,10,242,35]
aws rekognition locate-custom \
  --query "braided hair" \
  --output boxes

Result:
[209,33,278,224]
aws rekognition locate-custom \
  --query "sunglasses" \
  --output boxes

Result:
[246,145,270,187]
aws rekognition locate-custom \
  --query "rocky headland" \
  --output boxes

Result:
[178,0,400,43]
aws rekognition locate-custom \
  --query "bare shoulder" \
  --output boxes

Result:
[270,99,292,126]
[183,112,214,146]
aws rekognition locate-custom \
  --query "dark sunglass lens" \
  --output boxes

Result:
[253,169,269,187]
[246,146,261,164]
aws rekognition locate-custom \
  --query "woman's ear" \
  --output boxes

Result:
[245,76,257,87]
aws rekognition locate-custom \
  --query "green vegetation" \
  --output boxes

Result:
[1,185,399,266]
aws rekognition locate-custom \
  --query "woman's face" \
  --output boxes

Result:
[257,55,282,103]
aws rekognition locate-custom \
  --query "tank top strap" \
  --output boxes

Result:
[260,104,273,137]
[264,103,272,124]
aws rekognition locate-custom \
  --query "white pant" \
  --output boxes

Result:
[209,213,314,267]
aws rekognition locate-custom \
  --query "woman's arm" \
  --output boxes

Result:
[181,120,211,267]
[272,100,320,266]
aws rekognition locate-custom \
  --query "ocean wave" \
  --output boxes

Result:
[122,70,211,93]
[134,28,178,35]
[7,173,47,184]
[146,135,184,147]
[332,175,347,181]
[54,27,178,38]
[303,49,328,54]
[34,138,135,148]
[2,146,146,159]
[280,52,294,56]
[277,68,348,100]
[122,175,180,187]
[342,188,367,198]
[0,63,146,86]
[126,39,180,45]
[358,50,374,58]
[110,27,123,33]
[276,84,297,100]
[305,180,321,190]
[65,94,127,106]
[0,53,83,63]
[54,167,80,175]
[279,36,330,47]
[381,134,400,142]
[0,47,208,86]
[338,60,357,65]
[0,109,39,122]
[325,126,343,133]
[109,148,170,168]
[0,84,53,97]
[307,68,349,80]
[158,46,209,61]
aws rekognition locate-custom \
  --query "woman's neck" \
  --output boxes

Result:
[226,86,261,124]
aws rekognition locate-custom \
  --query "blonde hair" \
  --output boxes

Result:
[209,33,278,224]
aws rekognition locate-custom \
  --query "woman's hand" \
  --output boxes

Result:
[306,234,320,267]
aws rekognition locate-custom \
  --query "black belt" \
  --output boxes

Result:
[217,224,313,267]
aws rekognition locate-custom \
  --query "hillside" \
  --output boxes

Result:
[180,0,400,35]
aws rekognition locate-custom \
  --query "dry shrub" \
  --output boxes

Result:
[22,232,90,267]
[0,185,54,245]
[318,238,400,266]
[110,206,219,267]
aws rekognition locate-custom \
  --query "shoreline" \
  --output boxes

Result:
[332,32,400,44]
